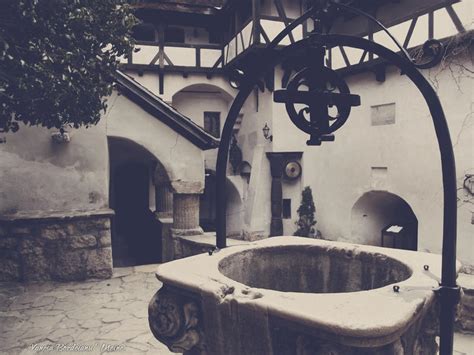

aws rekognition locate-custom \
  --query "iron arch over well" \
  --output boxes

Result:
[214,5,458,353]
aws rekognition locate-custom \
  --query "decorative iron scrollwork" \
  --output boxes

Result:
[274,63,360,145]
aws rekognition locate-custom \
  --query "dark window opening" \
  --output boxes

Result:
[283,199,292,219]
[204,112,221,138]
[131,24,155,42]
[236,0,252,29]
[209,29,222,44]
[165,27,185,43]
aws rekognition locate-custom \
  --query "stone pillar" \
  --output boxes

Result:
[170,181,205,260]
[172,193,202,234]
[155,184,173,218]
[154,184,174,262]
[266,152,303,237]
[268,155,284,237]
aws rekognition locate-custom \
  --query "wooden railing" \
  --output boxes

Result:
[121,41,224,73]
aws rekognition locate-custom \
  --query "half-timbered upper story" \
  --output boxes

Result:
[121,0,471,80]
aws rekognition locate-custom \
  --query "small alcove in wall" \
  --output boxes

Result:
[351,191,418,251]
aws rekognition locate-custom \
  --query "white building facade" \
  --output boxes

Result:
[0,0,472,281]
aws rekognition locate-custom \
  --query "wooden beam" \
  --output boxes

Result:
[149,50,161,66]
[273,0,295,43]
[158,24,165,68]
[428,11,434,39]
[163,52,174,66]
[403,17,418,49]
[445,5,465,33]
[239,31,245,51]
[252,0,261,45]
[210,54,224,69]
[159,72,164,95]
[373,64,386,82]
[135,40,221,50]
[358,50,368,64]
[339,46,351,68]
[121,63,224,75]
[196,47,201,67]
[260,24,271,44]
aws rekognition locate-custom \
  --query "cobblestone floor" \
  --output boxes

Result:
[1,265,473,355]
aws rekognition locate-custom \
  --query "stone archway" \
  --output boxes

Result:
[108,137,165,266]
[351,191,418,250]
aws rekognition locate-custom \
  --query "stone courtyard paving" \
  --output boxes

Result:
[0,264,473,355]
[0,264,173,355]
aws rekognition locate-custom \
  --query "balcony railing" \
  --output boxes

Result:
[120,41,224,72]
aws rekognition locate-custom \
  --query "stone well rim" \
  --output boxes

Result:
[155,237,458,345]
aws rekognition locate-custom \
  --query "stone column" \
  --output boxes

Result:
[266,152,303,237]
[267,155,284,237]
[155,184,173,218]
[170,181,205,260]
[172,193,202,234]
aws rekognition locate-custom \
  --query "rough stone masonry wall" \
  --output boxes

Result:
[456,273,474,333]
[0,210,113,282]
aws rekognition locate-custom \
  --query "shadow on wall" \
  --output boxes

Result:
[108,137,163,267]
[351,191,418,251]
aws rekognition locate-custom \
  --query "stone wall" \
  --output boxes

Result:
[0,210,113,282]
[456,273,474,333]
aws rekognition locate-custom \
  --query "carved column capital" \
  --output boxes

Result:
[148,286,205,354]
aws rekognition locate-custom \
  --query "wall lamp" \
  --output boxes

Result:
[262,123,273,142]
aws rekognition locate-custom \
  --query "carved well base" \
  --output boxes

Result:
[149,238,446,355]
[149,283,438,355]
[148,286,205,354]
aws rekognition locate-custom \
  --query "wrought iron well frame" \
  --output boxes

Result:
[214,3,460,354]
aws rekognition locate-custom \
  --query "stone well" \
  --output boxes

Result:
[149,237,454,354]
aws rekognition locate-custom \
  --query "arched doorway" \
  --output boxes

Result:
[200,170,243,238]
[351,191,418,251]
[108,137,162,266]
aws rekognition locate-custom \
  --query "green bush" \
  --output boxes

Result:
[294,186,320,238]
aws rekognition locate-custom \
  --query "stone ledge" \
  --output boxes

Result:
[178,233,249,248]
[155,216,173,224]
[173,232,250,260]
[170,180,204,194]
[171,227,204,237]
[0,208,114,223]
